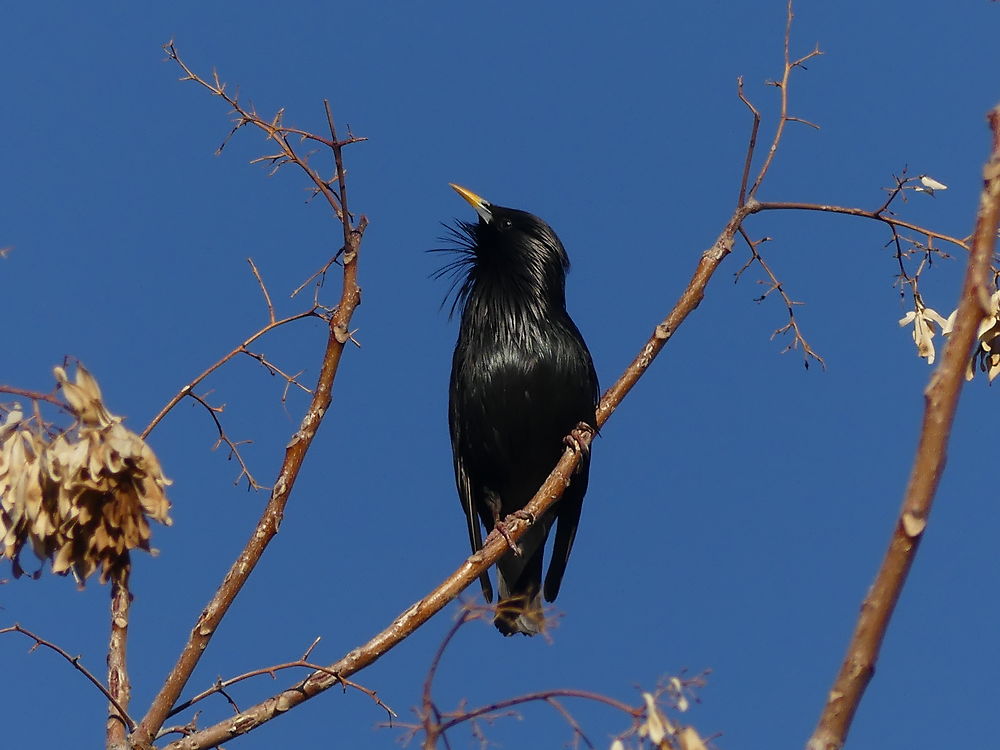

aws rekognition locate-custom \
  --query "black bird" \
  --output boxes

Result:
[437,183,599,636]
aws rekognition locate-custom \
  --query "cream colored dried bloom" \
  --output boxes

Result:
[678,727,709,750]
[638,692,674,745]
[899,302,949,364]
[0,365,172,583]
[969,291,1000,382]
[939,291,1000,381]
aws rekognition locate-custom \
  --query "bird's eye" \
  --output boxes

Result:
[500,218,513,230]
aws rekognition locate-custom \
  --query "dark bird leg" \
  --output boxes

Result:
[484,498,523,557]
[485,507,538,553]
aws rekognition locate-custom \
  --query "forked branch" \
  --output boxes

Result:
[129,47,367,749]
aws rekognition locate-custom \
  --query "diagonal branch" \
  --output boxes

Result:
[141,310,319,439]
[807,106,1000,750]
[133,214,365,749]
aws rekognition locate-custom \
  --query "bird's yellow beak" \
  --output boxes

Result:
[449,183,493,222]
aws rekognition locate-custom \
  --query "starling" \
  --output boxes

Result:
[436,184,599,636]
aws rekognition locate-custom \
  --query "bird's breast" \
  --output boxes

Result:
[451,322,594,483]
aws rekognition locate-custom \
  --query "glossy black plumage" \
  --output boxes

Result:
[436,184,599,636]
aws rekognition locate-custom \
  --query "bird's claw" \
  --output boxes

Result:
[510,509,535,524]
[563,421,595,456]
[486,521,522,556]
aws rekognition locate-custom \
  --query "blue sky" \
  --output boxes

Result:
[3,2,999,748]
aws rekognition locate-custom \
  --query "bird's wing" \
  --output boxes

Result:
[544,337,599,603]
[543,453,589,602]
[450,386,495,603]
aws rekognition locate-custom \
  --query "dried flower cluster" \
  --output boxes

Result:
[898,296,949,365]
[610,682,709,750]
[964,290,1000,381]
[900,290,1000,381]
[0,365,172,583]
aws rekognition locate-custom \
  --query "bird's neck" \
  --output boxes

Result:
[464,276,568,338]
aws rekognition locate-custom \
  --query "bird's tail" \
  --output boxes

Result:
[494,547,545,636]
[494,588,545,636]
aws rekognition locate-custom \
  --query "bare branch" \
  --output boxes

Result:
[141,309,318,439]
[241,350,312,399]
[736,76,761,207]
[738,227,825,369]
[808,105,1000,750]
[186,391,263,490]
[161,41,367,224]
[107,572,132,747]
[247,258,275,324]
[746,0,823,200]
[0,385,71,413]
[130,48,367,750]
[754,200,969,251]
[291,252,342,298]
[168,658,395,721]
[1,623,135,731]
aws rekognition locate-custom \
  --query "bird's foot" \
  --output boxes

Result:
[486,521,522,556]
[509,509,535,524]
[564,421,595,456]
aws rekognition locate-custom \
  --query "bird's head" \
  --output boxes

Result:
[434,184,571,318]
[448,183,569,270]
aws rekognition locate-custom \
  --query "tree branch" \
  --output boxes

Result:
[754,200,969,251]
[1,623,135,731]
[141,309,319,439]
[107,571,132,749]
[130,50,366,749]
[807,105,1000,750]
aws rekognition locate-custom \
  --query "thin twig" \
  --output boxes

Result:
[420,608,479,747]
[290,253,342,299]
[247,258,276,324]
[546,698,596,750]
[736,76,761,207]
[241,350,312,397]
[0,385,70,412]
[754,200,969,251]
[168,659,395,720]
[186,391,263,489]
[738,227,825,368]
[746,0,823,200]
[439,689,641,734]
[141,309,318,439]
[1,624,135,730]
